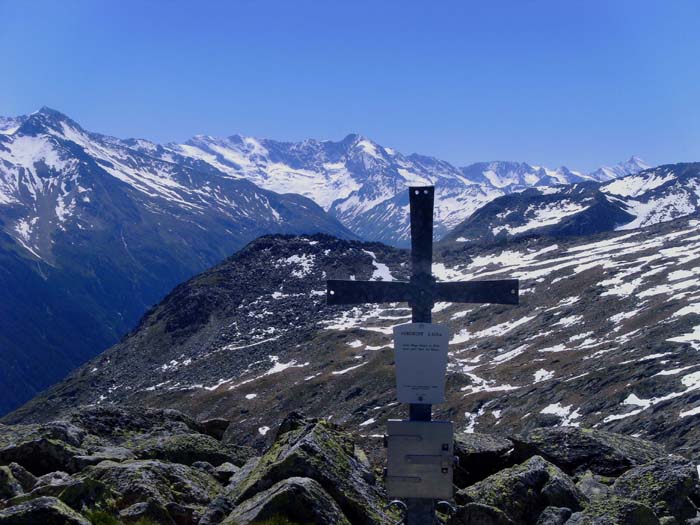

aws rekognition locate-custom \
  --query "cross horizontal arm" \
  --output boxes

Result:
[434,280,519,305]
[326,280,412,305]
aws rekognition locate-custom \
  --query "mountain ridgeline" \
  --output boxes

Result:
[1,106,698,420]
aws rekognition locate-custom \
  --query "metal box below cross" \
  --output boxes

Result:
[385,419,455,500]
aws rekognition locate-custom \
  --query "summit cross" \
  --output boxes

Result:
[326,185,519,524]
[327,187,519,409]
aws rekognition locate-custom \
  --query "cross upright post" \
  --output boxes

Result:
[326,185,519,524]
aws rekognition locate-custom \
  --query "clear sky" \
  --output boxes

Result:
[1,0,699,171]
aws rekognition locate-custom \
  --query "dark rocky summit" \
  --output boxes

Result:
[1,406,699,524]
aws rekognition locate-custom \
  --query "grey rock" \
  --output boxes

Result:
[449,503,514,524]
[198,495,235,525]
[74,459,221,511]
[192,461,217,476]
[224,476,350,525]
[119,498,175,524]
[456,455,586,523]
[0,496,90,525]
[576,471,612,499]
[513,427,666,476]
[198,418,230,441]
[536,506,572,525]
[0,424,85,476]
[565,496,660,524]
[0,467,22,500]
[228,413,388,525]
[454,432,515,487]
[7,464,36,492]
[214,462,239,484]
[131,432,252,467]
[612,455,699,522]
[71,446,135,470]
[226,456,259,491]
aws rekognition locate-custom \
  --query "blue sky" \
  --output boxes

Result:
[1,0,699,171]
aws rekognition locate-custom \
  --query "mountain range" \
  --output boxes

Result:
[0,106,682,418]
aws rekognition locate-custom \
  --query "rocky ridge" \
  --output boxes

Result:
[11,217,700,461]
[1,406,699,524]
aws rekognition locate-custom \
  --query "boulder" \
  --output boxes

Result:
[449,503,514,524]
[198,418,231,441]
[71,446,135,470]
[66,406,200,440]
[535,506,572,525]
[228,413,388,525]
[0,424,85,476]
[23,471,72,498]
[565,496,660,524]
[456,455,586,523]
[612,456,699,522]
[224,476,351,525]
[0,496,90,525]
[131,432,252,467]
[118,498,175,524]
[454,432,515,487]
[7,464,36,492]
[575,471,612,499]
[213,462,239,484]
[0,467,22,500]
[512,427,666,476]
[74,459,220,512]
[198,495,235,525]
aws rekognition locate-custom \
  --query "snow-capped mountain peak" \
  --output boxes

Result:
[588,156,651,182]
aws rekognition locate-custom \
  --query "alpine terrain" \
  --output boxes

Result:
[0,107,649,415]
[4,211,700,522]
[0,108,354,415]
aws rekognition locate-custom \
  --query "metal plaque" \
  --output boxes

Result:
[393,323,450,404]
[386,419,454,499]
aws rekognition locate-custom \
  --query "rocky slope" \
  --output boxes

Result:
[0,406,699,524]
[443,163,700,246]
[0,108,354,415]
[10,217,700,462]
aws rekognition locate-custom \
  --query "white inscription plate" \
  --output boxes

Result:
[393,322,450,404]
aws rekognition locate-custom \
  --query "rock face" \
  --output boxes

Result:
[226,412,388,525]
[512,427,667,476]
[0,496,91,525]
[224,477,351,525]
[1,405,700,524]
[456,455,587,523]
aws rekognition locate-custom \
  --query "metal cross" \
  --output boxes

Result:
[326,186,519,523]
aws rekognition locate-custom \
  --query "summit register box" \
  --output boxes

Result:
[385,419,455,500]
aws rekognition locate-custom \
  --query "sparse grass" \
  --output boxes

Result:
[83,509,120,525]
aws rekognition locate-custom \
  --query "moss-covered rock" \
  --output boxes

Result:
[512,427,666,476]
[228,413,388,525]
[0,424,86,476]
[534,506,571,525]
[224,477,350,525]
[130,433,252,467]
[118,498,174,524]
[449,503,514,524]
[565,496,660,524]
[0,467,22,501]
[575,471,612,499]
[612,456,699,522]
[6,463,36,492]
[74,459,220,514]
[71,446,136,470]
[454,432,515,487]
[456,455,586,523]
[0,496,91,524]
